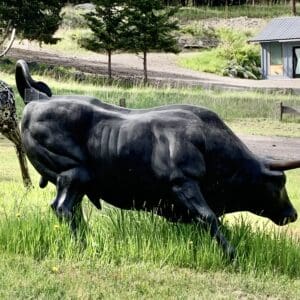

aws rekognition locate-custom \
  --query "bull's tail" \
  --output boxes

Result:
[15,59,52,104]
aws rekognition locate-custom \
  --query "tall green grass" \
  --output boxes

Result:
[1,198,300,278]
[0,127,300,279]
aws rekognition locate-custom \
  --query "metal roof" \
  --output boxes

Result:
[249,17,300,43]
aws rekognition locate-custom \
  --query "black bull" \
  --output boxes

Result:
[16,60,300,258]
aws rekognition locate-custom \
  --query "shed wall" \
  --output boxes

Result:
[261,41,300,79]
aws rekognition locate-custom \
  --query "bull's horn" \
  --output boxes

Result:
[268,160,300,171]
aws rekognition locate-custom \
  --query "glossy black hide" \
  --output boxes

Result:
[17,60,298,259]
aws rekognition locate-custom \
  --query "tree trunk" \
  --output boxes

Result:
[143,51,148,85]
[108,49,112,82]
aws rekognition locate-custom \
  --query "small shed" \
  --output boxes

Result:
[249,17,300,79]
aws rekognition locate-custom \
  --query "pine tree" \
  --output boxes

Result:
[79,0,125,80]
[124,0,180,84]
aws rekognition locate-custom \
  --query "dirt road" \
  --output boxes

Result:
[240,135,300,160]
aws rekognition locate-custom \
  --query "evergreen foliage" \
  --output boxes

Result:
[122,0,180,84]
[80,0,180,83]
[79,0,126,80]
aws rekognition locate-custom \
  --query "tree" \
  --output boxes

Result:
[124,0,180,84]
[79,0,125,80]
[0,1,67,44]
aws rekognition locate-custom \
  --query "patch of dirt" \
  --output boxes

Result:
[240,135,300,160]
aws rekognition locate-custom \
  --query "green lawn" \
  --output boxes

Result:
[178,50,227,75]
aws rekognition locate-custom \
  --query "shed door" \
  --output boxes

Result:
[293,47,300,78]
[269,43,283,76]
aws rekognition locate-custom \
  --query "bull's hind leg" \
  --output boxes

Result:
[171,179,236,260]
[51,167,91,233]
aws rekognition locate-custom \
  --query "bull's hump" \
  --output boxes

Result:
[126,108,200,124]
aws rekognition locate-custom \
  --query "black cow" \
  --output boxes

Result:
[16,60,300,259]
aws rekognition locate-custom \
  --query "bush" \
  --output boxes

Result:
[180,24,218,40]
[222,60,261,79]
[178,28,261,79]
[216,28,261,79]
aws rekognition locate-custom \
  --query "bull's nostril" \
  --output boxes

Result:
[293,212,298,221]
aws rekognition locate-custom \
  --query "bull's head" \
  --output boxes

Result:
[254,159,300,226]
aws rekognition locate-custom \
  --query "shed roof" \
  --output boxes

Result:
[249,17,300,43]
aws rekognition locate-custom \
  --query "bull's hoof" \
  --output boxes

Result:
[225,245,237,261]
[39,177,48,188]
[57,206,73,219]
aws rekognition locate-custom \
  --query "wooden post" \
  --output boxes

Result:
[292,0,297,16]
[119,98,126,107]
[280,102,283,121]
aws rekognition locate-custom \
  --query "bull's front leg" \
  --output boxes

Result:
[51,167,91,233]
[171,179,236,260]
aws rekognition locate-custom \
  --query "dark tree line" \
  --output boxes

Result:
[162,0,294,6]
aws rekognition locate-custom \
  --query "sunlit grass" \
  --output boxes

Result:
[178,50,227,75]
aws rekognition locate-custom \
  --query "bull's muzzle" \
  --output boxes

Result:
[276,209,298,226]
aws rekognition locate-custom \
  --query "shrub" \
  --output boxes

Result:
[180,24,218,40]
[178,28,261,79]
[216,28,261,79]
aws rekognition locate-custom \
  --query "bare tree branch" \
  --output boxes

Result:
[0,26,16,57]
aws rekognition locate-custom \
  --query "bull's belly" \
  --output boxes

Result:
[96,180,163,210]
[99,191,186,222]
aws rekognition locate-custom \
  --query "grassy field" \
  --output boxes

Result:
[0,71,300,298]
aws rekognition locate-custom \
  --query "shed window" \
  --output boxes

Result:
[269,43,283,76]
[270,43,282,64]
